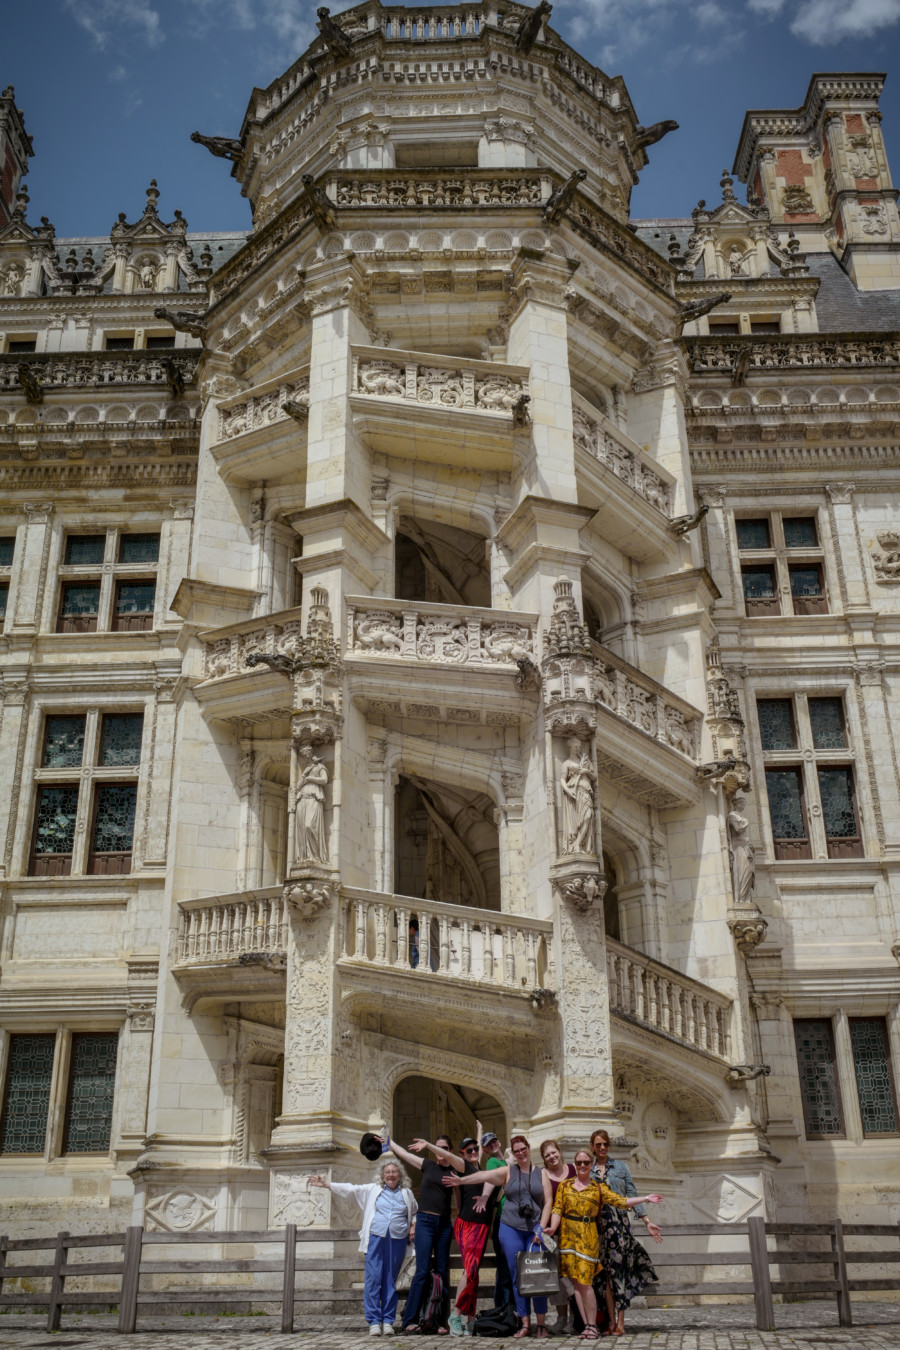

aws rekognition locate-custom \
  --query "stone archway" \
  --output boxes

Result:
[393,1074,508,1173]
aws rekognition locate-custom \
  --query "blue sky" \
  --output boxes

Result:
[4,0,900,238]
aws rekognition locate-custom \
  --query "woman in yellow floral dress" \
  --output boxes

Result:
[545,1151,662,1340]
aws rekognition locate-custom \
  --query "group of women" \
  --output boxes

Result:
[311,1127,662,1339]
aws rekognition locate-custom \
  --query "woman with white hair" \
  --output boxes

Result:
[310,1159,417,1335]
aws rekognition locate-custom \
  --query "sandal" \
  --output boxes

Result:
[578,1328,599,1340]
[535,1330,549,1340]
[513,1326,531,1339]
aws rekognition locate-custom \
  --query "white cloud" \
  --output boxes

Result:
[788,0,900,41]
[746,0,787,14]
[62,0,163,49]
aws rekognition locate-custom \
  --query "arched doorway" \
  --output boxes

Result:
[392,1075,507,1185]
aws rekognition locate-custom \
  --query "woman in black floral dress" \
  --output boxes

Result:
[589,1130,663,1336]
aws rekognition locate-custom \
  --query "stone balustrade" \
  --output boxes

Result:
[690,334,900,373]
[574,639,702,760]
[572,394,674,517]
[333,171,548,211]
[606,937,732,1061]
[351,345,529,416]
[346,596,537,666]
[215,368,310,443]
[339,888,554,993]
[174,888,290,967]
[200,606,305,680]
[0,350,200,393]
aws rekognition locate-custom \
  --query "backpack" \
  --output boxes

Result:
[472,1302,518,1338]
[418,1269,449,1334]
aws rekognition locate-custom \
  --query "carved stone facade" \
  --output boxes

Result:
[0,2,897,1261]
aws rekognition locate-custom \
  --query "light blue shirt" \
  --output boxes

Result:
[370,1185,411,1239]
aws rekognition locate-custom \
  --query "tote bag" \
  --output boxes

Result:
[516,1244,560,1296]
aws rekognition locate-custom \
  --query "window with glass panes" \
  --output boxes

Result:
[849,1018,899,1137]
[29,710,143,876]
[0,1031,118,1157]
[735,511,827,616]
[757,693,862,859]
[56,529,159,633]
[794,1019,845,1138]
[0,533,14,626]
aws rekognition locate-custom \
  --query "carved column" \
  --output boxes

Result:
[825,482,870,611]
[116,1005,156,1158]
[10,502,53,633]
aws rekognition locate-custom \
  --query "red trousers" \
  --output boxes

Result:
[454,1216,491,1316]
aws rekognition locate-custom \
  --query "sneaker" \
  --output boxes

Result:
[464,1319,475,1336]
[382,1325,396,1336]
[448,1312,465,1337]
[370,1324,383,1335]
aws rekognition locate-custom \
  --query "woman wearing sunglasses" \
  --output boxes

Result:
[590,1130,662,1336]
[544,1151,661,1341]
[443,1135,548,1338]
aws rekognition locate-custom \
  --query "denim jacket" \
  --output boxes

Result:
[590,1157,646,1219]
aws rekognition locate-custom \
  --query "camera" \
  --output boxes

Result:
[518,1201,536,1222]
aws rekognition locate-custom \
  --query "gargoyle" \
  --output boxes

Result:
[317,7,352,58]
[670,503,709,536]
[514,0,552,53]
[246,651,295,677]
[282,398,310,423]
[634,120,679,152]
[162,358,185,400]
[515,656,542,691]
[677,292,732,326]
[543,169,587,225]
[726,1064,771,1087]
[511,393,531,427]
[17,364,43,405]
[696,754,737,780]
[301,174,337,232]
[153,306,207,341]
[732,347,752,388]
[190,132,244,163]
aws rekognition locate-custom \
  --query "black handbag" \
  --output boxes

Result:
[473,1303,518,1337]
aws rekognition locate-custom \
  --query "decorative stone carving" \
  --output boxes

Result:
[727,794,755,906]
[145,1187,217,1233]
[283,874,334,920]
[529,987,558,1012]
[860,202,888,236]
[570,399,672,516]
[560,737,597,855]
[872,531,900,581]
[691,334,900,372]
[696,1175,761,1224]
[726,1064,771,1086]
[557,870,606,913]
[127,1003,155,1032]
[728,915,768,954]
[782,184,815,215]
[217,375,309,441]
[294,745,329,864]
[271,1172,330,1227]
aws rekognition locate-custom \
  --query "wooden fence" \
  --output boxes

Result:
[0,1218,898,1334]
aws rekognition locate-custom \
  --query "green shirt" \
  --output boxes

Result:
[486,1154,506,1214]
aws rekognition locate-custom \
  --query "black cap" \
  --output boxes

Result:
[460,1137,478,1150]
[360,1132,384,1161]
[481,1132,499,1146]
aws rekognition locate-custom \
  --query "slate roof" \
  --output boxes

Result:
[633,217,900,334]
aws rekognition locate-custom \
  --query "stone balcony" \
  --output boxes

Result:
[606,938,732,1065]
[571,393,677,561]
[172,886,289,1009]
[209,366,310,483]
[337,887,555,1029]
[349,345,530,469]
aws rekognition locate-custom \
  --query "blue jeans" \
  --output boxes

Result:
[402,1211,452,1328]
[365,1233,408,1327]
[497,1222,548,1320]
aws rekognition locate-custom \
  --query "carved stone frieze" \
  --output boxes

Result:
[216,375,309,442]
[571,399,673,516]
[727,915,768,954]
[347,599,535,667]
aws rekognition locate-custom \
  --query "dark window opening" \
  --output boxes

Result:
[750,320,782,334]
[57,582,100,633]
[0,584,7,620]
[818,766,862,858]
[64,534,105,566]
[105,336,134,351]
[709,321,740,336]
[8,339,36,354]
[99,714,143,767]
[809,697,845,750]
[112,581,155,631]
[783,516,819,549]
[145,335,175,350]
[742,564,779,616]
[30,784,79,876]
[794,1018,845,1138]
[765,766,811,859]
[62,1032,118,1154]
[118,533,160,565]
[789,564,827,615]
[849,1018,899,1137]
[736,518,771,550]
[42,714,86,768]
[757,698,796,751]
[88,782,137,874]
[0,537,15,567]
[0,1033,55,1154]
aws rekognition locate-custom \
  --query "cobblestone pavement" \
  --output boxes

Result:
[0,1304,899,1349]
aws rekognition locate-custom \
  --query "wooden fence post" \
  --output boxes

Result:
[46,1230,68,1333]
[0,1235,7,1298]
[281,1223,297,1334]
[747,1215,775,1332]
[832,1217,852,1327]
[118,1225,143,1334]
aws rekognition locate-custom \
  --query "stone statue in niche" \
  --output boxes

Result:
[560,737,597,854]
[139,261,157,289]
[728,245,746,277]
[727,793,755,905]
[295,745,329,863]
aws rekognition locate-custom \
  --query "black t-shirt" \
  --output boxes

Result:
[458,1160,492,1225]
[418,1159,453,1220]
